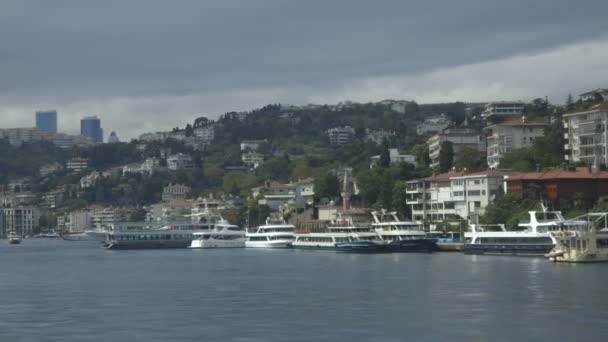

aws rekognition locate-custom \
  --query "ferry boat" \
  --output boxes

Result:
[293,213,387,252]
[371,210,437,252]
[8,230,21,244]
[464,207,588,256]
[106,207,226,249]
[189,221,245,249]
[245,217,295,248]
[546,212,608,263]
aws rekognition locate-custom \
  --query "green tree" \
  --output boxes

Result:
[411,143,430,169]
[379,140,391,168]
[185,124,194,137]
[314,172,341,201]
[455,146,482,171]
[438,141,454,173]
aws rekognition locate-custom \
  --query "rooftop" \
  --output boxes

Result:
[507,167,608,181]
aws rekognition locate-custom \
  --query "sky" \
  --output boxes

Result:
[1,0,608,140]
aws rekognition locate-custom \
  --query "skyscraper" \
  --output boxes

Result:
[80,116,103,144]
[35,110,57,134]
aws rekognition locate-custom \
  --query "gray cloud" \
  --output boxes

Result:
[1,0,608,139]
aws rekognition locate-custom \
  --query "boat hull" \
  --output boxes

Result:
[464,243,553,256]
[385,238,437,253]
[8,239,20,244]
[335,241,391,253]
[189,239,245,248]
[245,240,293,248]
[106,240,192,249]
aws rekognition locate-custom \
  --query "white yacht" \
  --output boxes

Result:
[189,221,245,249]
[245,217,295,248]
[371,210,436,252]
[8,230,21,244]
[546,212,608,262]
[464,205,588,256]
[62,229,107,242]
[293,213,383,251]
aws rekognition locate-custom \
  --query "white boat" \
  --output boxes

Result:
[8,230,21,244]
[293,213,382,251]
[546,212,608,263]
[189,221,245,248]
[245,216,295,248]
[464,205,588,256]
[61,229,107,241]
[371,210,437,252]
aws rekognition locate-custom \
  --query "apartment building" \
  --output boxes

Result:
[563,103,608,166]
[327,126,355,145]
[405,170,509,226]
[485,117,547,168]
[481,101,525,118]
[428,128,486,169]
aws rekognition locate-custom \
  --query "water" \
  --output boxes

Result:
[1,240,607,342]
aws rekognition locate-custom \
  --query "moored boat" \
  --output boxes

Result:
[189,221,245,249]
[426,231,464,251]
[546,212,608,263]
[464,205,588,256]
[371,210,436,252]
[245,216,295,248]
[8,230,21,244]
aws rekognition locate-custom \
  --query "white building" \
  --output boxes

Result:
[0,207,40,238]
[242,151,265,168]
[481,101,525,118]
[370,149,417,168]
[42,190,65,209]
[193,126,215,142]
[416,114,452,135]
[485,117,548,168]
[162,183,192,202]
[365,129,395,145]
[428,128,486,169]
[405,170,510,227]
[579,88,608,102]
[60,210,93,232]
[253,178,315,211]
[563,102,608,166]
[327,126,355,145]
[80,172,100,188]
[166,153,194,170]
[90,207,126,230]
[66,158,89,172]
[240,139,267,151]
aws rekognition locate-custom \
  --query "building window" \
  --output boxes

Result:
[467,190,481,196]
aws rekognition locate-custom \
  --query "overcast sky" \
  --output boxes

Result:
[1,0,608,140]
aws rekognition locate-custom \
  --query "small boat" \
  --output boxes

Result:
[245,216,295,248]
[371,210,437,252]
[546,212,608,263]
[8,230,21,244]
[189,221,245,249]
[426,231,464,251]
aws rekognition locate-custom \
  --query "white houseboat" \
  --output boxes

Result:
[189,220,245,249]
[371,210,437,252]
[546,212,608,262]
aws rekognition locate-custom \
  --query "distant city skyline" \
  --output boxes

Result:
[1,1,608,140]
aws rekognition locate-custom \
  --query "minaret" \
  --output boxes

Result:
[341,173,352,211]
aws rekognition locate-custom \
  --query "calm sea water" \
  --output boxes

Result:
[1,239,607,342]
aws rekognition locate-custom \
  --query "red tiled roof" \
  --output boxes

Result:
[507,167,608,181]
[488,118,547,127]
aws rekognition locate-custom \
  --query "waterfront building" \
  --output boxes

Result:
[563,103,608,166]
[253,178,315,211]
[485,117,548,169]
[0,207,40,238]
[428,127,486,169]
[35,110,58,134]
[480,101,525,118]
[80,116,103,144]
[90,206,130,230]
[166,153,194,170]
[406,170,510,227]
[506,166,608,204]
[327,126,355,145]
[0,192,36,207]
